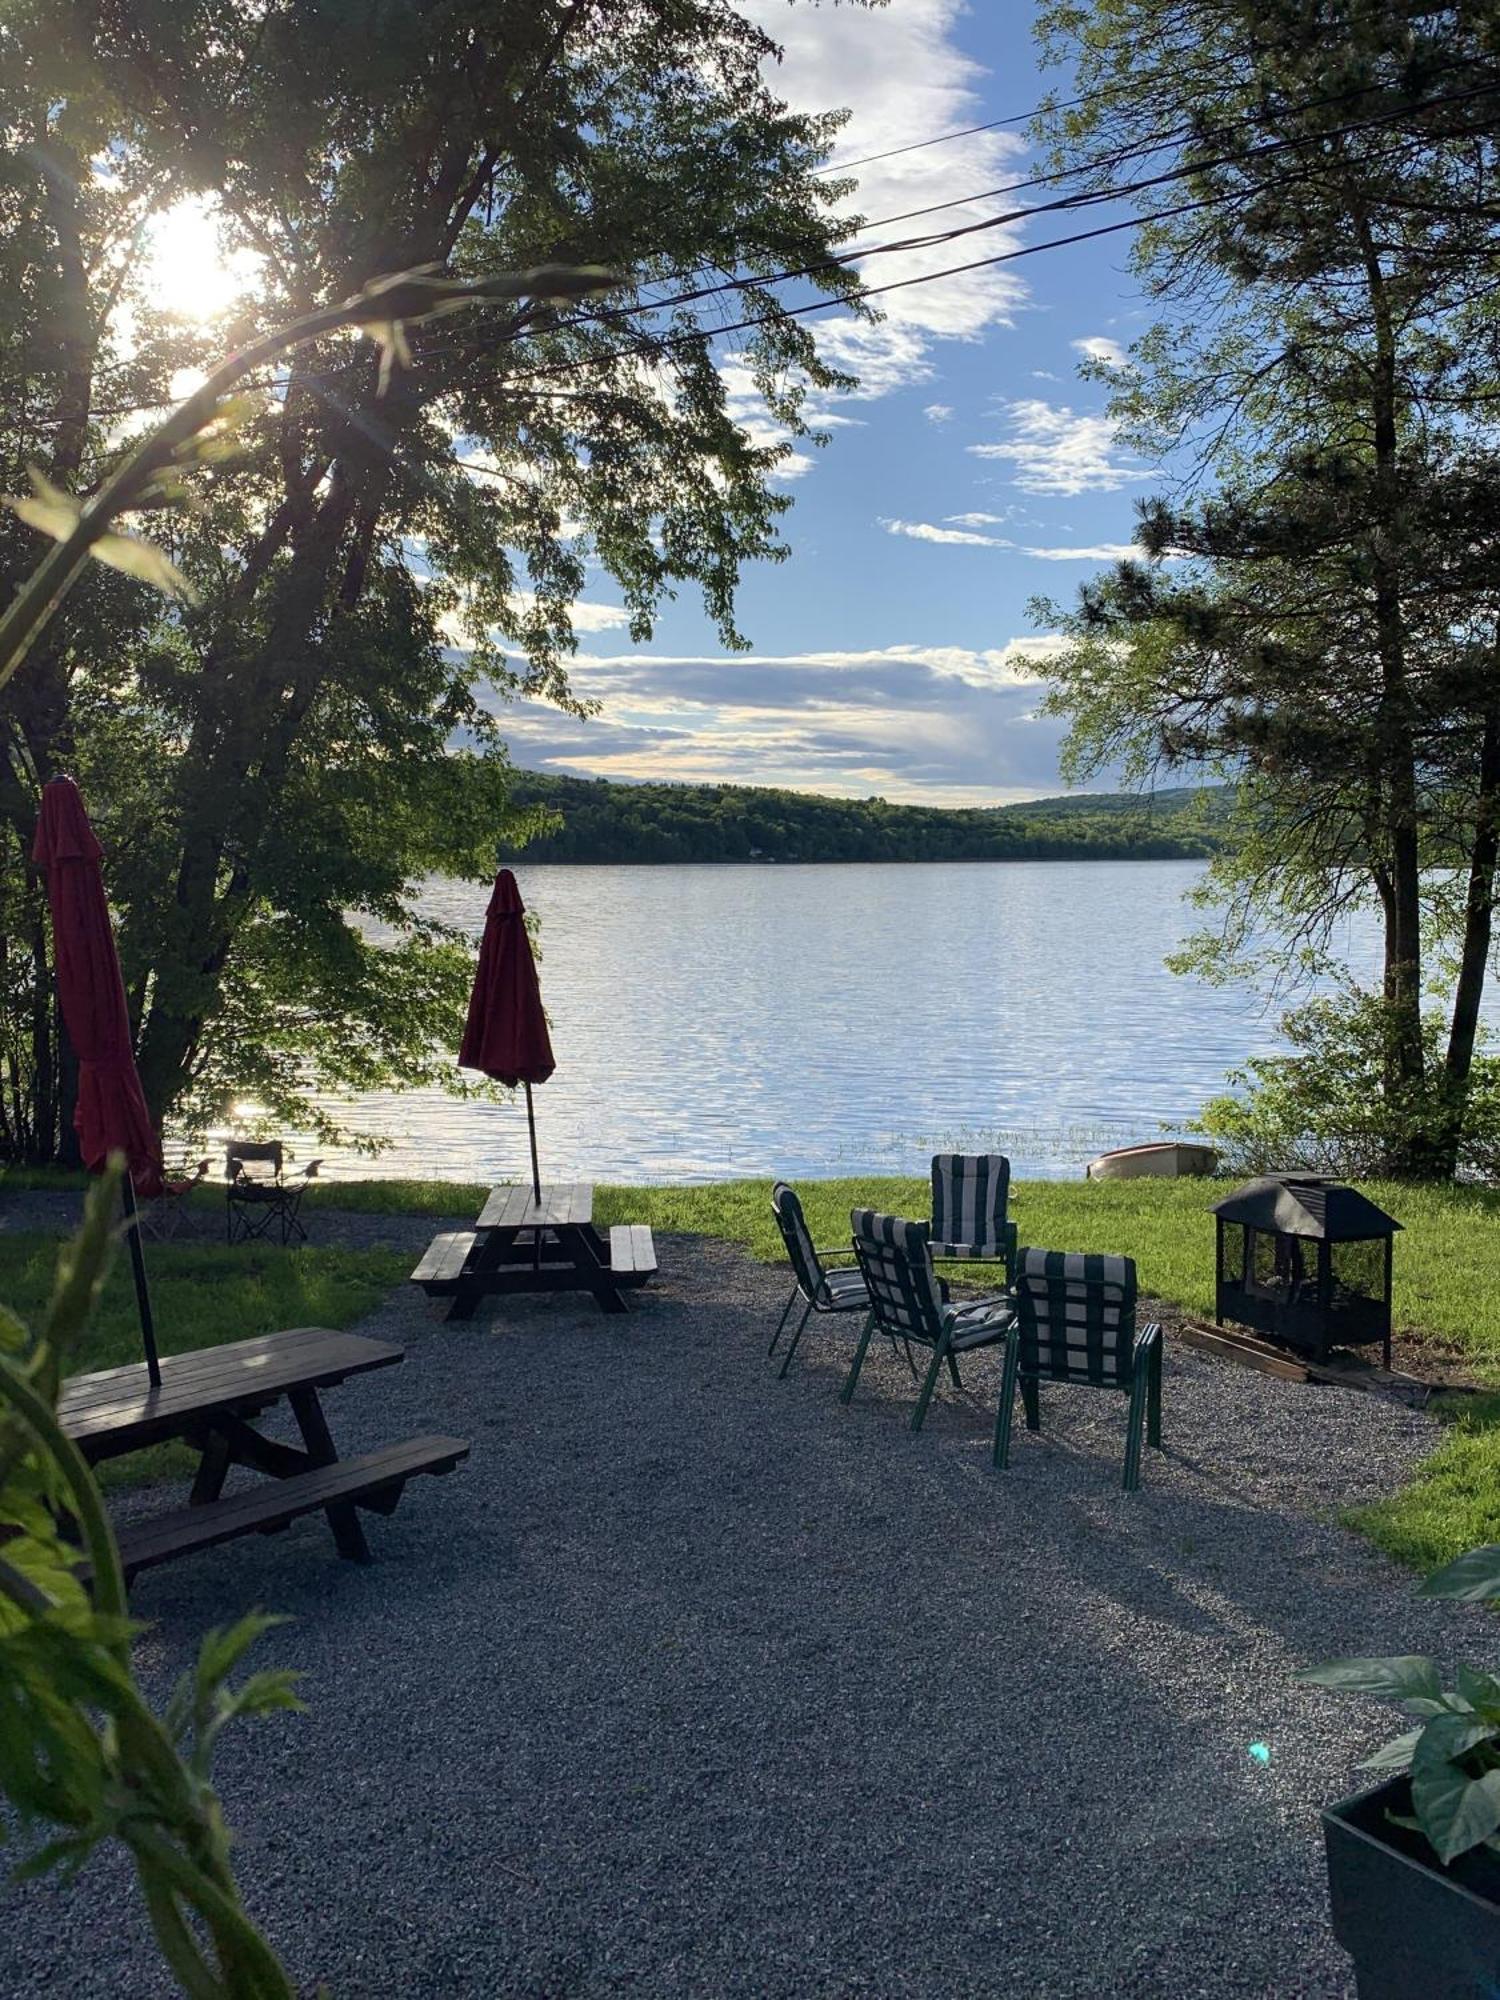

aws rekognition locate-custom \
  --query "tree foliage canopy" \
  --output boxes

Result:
[1032,0,1500,1176]
[0,0,871,1152]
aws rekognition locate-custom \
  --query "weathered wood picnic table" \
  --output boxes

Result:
[61,1325,468,1584]
[411,1180,657,1320]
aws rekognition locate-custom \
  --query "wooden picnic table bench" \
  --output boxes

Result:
[411,1181,657,1320]
[61,1326,469,1585]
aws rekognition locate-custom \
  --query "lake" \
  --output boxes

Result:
[297,859,1385,1185]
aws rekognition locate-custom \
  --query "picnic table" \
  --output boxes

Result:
[411,1181,657,1320]
[61,1326,468,1584]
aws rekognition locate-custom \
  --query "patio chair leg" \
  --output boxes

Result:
[840,1312,877,1405]
[1021,1374,1041,1433]
[993,1330,1021,1468]
[777,1300,814,1379]
[946,1352,962,1389]
[768,1284,800,1356]
[1124,1363,1149,1492]
[900,1334,919,1380]
[910,1335,951,1433]
[1147,1336,1163,1449]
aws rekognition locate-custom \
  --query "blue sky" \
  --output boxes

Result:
[497,0,1159,805]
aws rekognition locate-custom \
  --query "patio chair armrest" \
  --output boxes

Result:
[1135,1320,1163,1356]
[813,1244,852,1259]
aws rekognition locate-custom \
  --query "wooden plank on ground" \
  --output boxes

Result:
[1177,1320,1311,1382]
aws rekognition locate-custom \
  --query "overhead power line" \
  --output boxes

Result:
[22,69,1500,431]
[830,52,1488,238]
[448,72,1500,374]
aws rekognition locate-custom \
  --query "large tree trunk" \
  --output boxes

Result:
[1433,687,1500,1176]
[1357,211,1431,1174]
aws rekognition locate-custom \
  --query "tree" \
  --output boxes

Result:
[1031,0,1500,1177]
[0,0,869,1154]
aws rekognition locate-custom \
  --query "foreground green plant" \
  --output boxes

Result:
[1302,1544,1500,1868]
[0,1164,300,1996]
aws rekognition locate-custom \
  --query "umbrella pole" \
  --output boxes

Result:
[120,1177,162,1388]
[524,1081,542,1205]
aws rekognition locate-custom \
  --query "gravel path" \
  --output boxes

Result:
[8,1229,1492,1999]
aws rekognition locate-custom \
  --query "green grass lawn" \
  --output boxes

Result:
[2,1231,406,1486]
[597,1174,1500,1361]
[11,1164,1500,1561]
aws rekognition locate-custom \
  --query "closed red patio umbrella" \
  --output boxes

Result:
[33,775,165,1382]
[458,868,555,1202]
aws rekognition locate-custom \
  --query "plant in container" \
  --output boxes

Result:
[1301,1544,1500,1999]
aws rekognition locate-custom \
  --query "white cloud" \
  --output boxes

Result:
[968,399,1156,496]
[745,0,1029,401]
[551,641,1049,691]
[1072,335,1127,367]
[438,594,631,645]
[1025,542,1144,561]
[923,403,954,424]
[564,600,634,633]
[884,519,1150,563]
[945,510,1010,527]
[882,517,1013,548]
[476,634,1078,802]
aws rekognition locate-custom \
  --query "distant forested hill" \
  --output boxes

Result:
[502,774,1231,864]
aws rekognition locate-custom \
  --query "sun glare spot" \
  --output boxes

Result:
[144,198,259,323]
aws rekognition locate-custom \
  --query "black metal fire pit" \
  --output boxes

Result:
[1210,1175,1400,1367]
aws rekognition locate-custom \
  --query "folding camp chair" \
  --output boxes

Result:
[139,1158,212,1241]
[930,1153,1018,1282]
[843,1209,1013,1431]
[768,1182,870,1378]
[226,1141,321,1246]
[994,1250,1163,1490]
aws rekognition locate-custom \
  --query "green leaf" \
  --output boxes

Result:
[4,492,82,541]
[1456,1665,1500,1720]
[90,530,199,604]
[196,1612,286,1695]
[1420,1545,1500,1603]
[1411,1748,1500,1866]
[1358,1726,1425,1773]
[1299,1655,1443,1701]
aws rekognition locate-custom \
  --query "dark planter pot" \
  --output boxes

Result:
[1323,1775,1500,1999]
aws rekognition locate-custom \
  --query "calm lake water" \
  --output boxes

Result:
[297,859,1386,1185]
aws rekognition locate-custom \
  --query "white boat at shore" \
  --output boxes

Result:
[1086,1141,1219,1180]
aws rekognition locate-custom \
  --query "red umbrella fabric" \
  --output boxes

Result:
[32,777,163,1197]
[459,869,554,1198]
[32,775,164,1382]
[459,870,555,1084]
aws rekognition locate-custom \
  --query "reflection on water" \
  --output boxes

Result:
[298,860,1383,1184]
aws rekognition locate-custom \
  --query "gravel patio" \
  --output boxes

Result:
[8,1225,1493,1998]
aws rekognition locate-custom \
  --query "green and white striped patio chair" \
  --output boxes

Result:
[842,1209,1014,1432]
[768,1182,870,1379]
[930,1153,1018,1282]
[994,1250,1163,1491]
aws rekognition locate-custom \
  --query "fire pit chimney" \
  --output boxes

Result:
[1210,1175,1400,1367]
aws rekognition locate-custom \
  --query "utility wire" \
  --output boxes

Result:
[823,51,1489,238]
[24,69,1500,428]
[417,73,1500,375]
